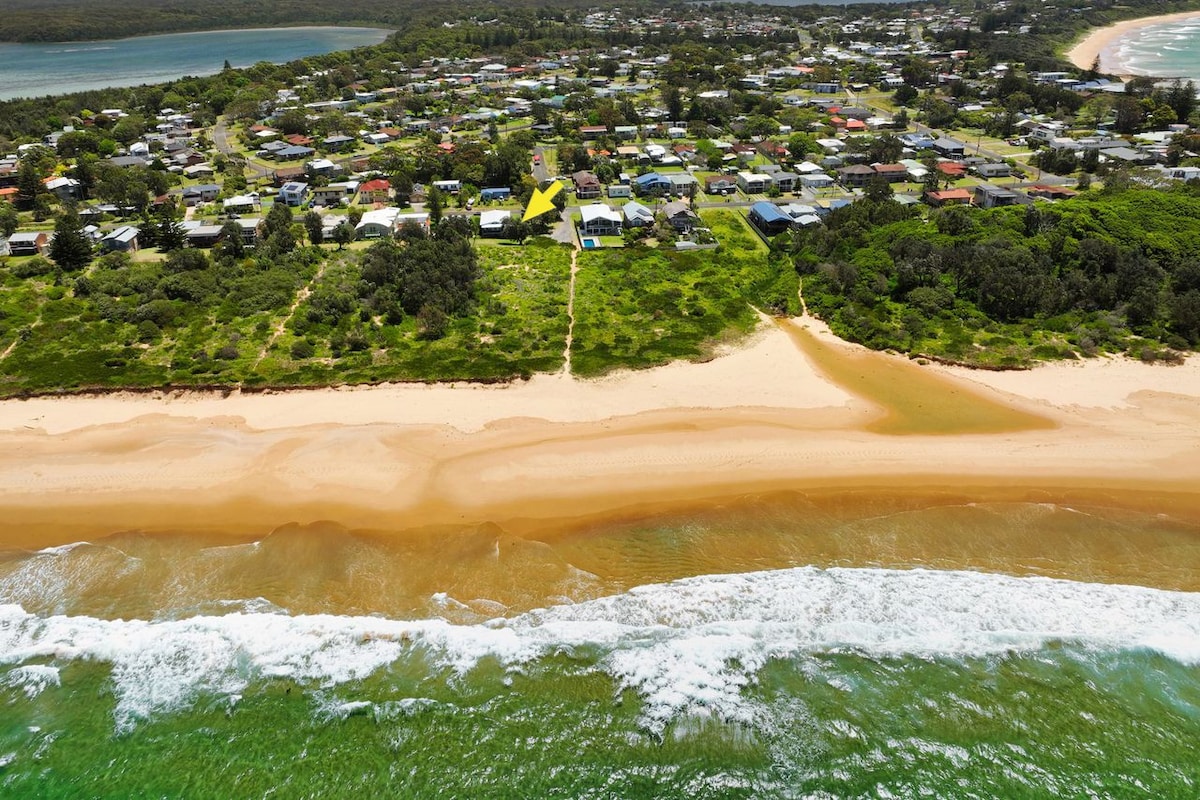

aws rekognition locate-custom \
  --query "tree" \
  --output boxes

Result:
[216,221,245,259]
[157,214,186,252]
[48,209,92,271]
[893,84,918,106]
[501,217,532,244]
[426,185,444,227]
[304,211,324,245]
[16,155,45,211]
[865,175,894,203]
[0,202,17,237]
[332,221,355,249]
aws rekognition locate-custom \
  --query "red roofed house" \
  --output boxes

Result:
[936,161,967,179]
[873,163,909,183]
[924,188,972,207]
[357,179,391,205]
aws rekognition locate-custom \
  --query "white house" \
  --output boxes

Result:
[479,209,511,236]
[355,207,403,239]
[737,172,770,194]
[579,203,622,236]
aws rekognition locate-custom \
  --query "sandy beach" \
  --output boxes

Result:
[1,316,1199,549]
[1067,10,1200,74]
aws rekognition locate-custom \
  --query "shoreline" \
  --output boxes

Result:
[2,317,1200,550]
[1066,10,1200,75]
[0,24,395,47]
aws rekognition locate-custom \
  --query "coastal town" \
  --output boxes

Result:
[3,3,1200,797]
[1,1,1199,392]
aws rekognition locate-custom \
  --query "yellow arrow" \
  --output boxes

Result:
[522,180,564,222]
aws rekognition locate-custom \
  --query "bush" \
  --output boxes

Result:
[290,339,315,359]
[11,257,54,278]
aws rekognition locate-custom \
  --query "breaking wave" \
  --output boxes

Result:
[2,567,1198,733]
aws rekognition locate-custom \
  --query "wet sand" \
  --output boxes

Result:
[0,316,1199,557]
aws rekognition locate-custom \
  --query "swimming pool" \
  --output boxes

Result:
[581,237,601,249]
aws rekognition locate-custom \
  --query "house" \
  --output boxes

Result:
[321,134,355,151]
[737,171,770,194]
[932,137,966,158]
[622,200,655,227]
[748,201,792,236]
[278,182,309,207]
[572,171,602,199]
[935,161,967,180]
[432,179,462,195]
[273,166,306,186]
[7,231,48,256]
[800,173,835,190]
[44,176,81,201]
[185,224,225,248]
[234,218,262,246]
[306,159,341,178]
[661,200,698,233]
[1162,166,1200,182]
[479,209,511,237]
[974,183,1019,209]
[872,164,909,183]
[974,162,1013,179]
[779,203,821,227]
[357,179,391,205]
[355,207,402,239]
[579,125,609,140]
[182,183,221,205]
[223,195,258,214]
[1101,146,1155,166]
[1025,185,1077,201]
[310,181,358,207]
[273,145,315,161]
[924,188,973,207]
[837,164,877,188]
[633,172,671,197]
[579,203,622,236]
[768,171,800,192]
[705,175,737,195]
[607,184,632,198]
[666,172,699,197]
[479,187,512,202]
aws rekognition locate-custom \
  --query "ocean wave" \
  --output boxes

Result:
[1,567,1198,733]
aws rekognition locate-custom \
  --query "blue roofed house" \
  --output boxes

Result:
[633,172,672,197]
[748,201,792,236]
[100,225,140,253]
[479,187,512,202]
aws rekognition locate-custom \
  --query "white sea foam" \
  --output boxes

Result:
[1,568,1198,732]
[0,664,61,699]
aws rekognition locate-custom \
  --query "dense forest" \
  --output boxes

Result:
[796,185,1200,366]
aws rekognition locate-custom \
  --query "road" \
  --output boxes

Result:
[212,116,272,180]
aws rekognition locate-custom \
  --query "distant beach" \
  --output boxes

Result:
[1068,11,1200,77]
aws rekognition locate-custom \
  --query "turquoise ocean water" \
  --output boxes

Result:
[0,27,392,101]
[1,498,1198,797]
[1103,15,1200,82]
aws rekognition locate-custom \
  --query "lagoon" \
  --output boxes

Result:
[0,26,392,101]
